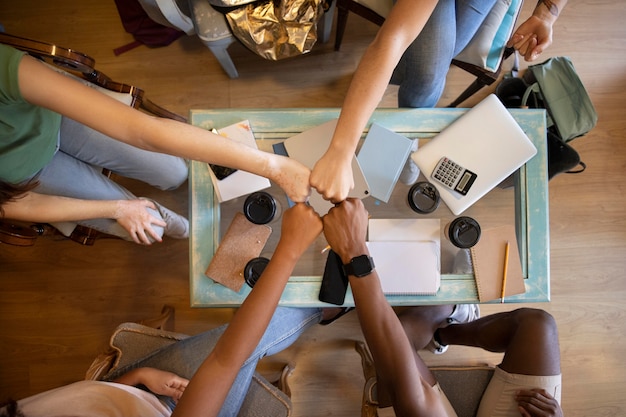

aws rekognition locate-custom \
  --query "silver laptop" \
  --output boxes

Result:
[411,94,537,215]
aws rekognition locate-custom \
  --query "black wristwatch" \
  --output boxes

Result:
[342,255,375,277]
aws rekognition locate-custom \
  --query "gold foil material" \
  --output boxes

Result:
[226,0,324,60]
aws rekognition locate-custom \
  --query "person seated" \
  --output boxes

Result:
[0,203,334,417]
[310,0,568,203]
[322,198,563,416]
[1,43,310,245]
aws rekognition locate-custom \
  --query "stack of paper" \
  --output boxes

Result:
[367,219,441,295]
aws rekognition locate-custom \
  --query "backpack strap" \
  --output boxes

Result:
[521,83,555,130]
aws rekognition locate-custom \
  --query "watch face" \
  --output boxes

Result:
[349,255,374,277]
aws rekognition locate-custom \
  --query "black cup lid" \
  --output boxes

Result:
[408,182,440,214]
[448,216,481,248]
[244,257,270,288]
[244,192,276,225]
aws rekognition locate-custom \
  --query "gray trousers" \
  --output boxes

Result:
[32,116,188,239]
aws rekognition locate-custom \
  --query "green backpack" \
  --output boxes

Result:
[496,56,597,179]
[522,56,598,143]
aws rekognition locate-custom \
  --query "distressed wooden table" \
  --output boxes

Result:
[189,108,549,307]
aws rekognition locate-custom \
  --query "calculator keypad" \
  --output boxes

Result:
[430,157,478,196]
[433,158,462,187]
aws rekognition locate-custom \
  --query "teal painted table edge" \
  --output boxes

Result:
[188,108,549,307]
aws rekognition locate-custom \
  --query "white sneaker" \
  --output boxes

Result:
[399,139,420,185]
[148,199,189,239]
[426,304,480,354]
[159,205,189,239]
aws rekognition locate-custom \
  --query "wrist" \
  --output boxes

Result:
[337,244,369,265]
[342,253,375,278]
[534,0,559,21]
[114,367,144,386]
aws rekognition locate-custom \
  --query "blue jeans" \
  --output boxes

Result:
[390,0,498,107]
[32,116,188,239]
[104,307,322,417]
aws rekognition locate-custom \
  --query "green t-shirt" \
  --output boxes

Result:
[0,44,61,184]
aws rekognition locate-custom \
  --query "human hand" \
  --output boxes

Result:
[322,198,369,264]
[270,156,311,203]
[516,389,564,417]
[310,151,354,204]
[278,203,323,257]
[507,16,554,62]
[114,199,167,245]
[116,367,189,403]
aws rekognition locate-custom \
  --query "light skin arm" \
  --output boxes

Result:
[1,192,166,244]
[322,199,448,416]
[171,203,322,417]
[508,0,568,61]
[310,0,439,203]
[16,55,311,203]
[113,367,189,403]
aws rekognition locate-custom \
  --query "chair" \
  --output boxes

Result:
[137,0,337,79]
[333,0,523,107]
[85,306,295,417]
[0,32,185,246]
[355,341,495,417]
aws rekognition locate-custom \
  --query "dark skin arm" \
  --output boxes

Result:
[322,199,448,416]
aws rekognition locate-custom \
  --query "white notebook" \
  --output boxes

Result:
[368,218,441,295]
[366,241,440,295]
[207,120,271,202]
[411,94,537,215]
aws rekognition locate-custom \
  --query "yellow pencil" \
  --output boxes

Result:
[501,241,510,303]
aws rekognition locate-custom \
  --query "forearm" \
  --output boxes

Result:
[172,242,300,417]
[332,42,400,157]
[331,0,438,158]
[18,56,277,182]
[113,367,147,386]
[2,192,120,222]
[349,270,422,384]
[136,117,276,178]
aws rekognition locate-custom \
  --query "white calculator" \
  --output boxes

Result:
[431,157,478,196]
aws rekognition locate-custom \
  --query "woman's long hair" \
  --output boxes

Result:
[0,180,38,218]
[0,399,24,417]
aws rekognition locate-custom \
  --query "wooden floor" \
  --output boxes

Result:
[1,1,625,415]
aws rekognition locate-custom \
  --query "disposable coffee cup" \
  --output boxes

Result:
[408,181,440,214]
[243,191,277,225]
[444,216,481,248]
[244,257,270,288]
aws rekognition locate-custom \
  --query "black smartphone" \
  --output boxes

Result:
[318,249,349,305]
[210,164,237,180]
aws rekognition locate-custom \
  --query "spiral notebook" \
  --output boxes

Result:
[470,224,526,302]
